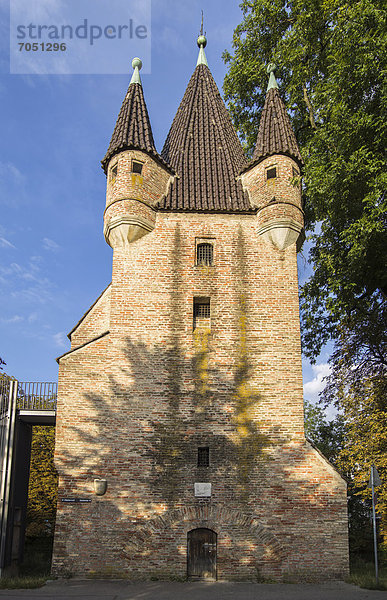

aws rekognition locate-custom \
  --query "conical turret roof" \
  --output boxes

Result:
[252,66,303,169]
[102,58,168,174]
[159,40,251,212]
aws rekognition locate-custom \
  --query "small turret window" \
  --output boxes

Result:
[131,160,143,175]
[197,243,214,266]
[110,163,118,183]
[266,167,277,180]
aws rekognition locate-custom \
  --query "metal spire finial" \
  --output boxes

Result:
[196,11,208,67]
[267,62,279,91]
[130,57,142,85]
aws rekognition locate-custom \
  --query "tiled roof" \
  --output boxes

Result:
[252,87,303,168]
[101,82,168,174]
[159,64,252,212]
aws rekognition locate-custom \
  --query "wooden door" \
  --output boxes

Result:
[187,528,217,579]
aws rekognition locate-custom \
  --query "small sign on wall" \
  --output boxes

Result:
[194,482,211,497]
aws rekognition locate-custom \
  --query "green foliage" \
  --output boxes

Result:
[27,426,58,537]
[304,399,344,463]
[321,302,387,551]
[347,557,387,590]
[223,0,387,359]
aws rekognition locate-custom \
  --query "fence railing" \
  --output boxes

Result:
[0,380,57,414]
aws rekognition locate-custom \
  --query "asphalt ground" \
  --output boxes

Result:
[0,580,386,600]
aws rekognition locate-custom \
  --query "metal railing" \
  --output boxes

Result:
[0,380,57,413]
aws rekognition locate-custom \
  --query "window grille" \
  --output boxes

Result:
[197,243,214,266]
[131,160,143,175]
[198,447,209,467]
[266,167,277,180]
[194,300,210,319]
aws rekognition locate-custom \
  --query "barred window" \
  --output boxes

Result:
[194,299,210,319]
[193,297,211,330]
[197,243,214,266]
[266,166,277,180]
[198,447,209,467]
[110,163,117,183]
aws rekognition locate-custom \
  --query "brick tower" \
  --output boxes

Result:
[52,40,349,581]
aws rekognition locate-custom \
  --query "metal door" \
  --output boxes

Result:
[187,528,217,579]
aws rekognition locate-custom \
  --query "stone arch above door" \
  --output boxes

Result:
[125,504,285,577]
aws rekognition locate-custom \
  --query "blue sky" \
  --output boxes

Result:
[0,0,331,404]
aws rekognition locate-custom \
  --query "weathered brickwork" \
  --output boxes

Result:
[53,207,349,581]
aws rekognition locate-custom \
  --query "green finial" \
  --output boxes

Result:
[130,57,142,85]
[196,11,208,67]
[267,62,279,91]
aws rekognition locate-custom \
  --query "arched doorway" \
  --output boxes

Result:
[187,528,217,579]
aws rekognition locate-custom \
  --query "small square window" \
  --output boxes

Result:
[266,167,277,180]
[110,164,117,183]
[198,447,209,467]
[131,160,143,175]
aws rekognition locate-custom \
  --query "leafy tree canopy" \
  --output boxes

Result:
[321,302,387,549]
[223,0,387,359]
[27,426,58,537]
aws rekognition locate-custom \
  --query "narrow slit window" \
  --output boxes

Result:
[266,167,277,180]
[131,160,143,175]
[197,243,214,266]
[198,447,209,467]
[110,164,117,183]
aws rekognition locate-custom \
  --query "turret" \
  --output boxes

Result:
[101,58,174,249]
[240,64,304,250]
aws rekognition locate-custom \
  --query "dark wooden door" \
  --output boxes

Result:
[187,528,217,579]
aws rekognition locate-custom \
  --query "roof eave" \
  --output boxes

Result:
[240,151,304,176]
[101,147,176,176]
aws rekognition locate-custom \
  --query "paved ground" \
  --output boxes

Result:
[0,580,385,600]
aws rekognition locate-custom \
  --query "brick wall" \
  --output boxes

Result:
[53,208,349,581]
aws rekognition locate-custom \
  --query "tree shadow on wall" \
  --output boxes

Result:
[52,224,348,580]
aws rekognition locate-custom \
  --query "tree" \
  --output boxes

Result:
[304,397,382,558]
[223,0,387,359]
[26,426,58,537]
[304,399,344,464]
[321,302,387,551]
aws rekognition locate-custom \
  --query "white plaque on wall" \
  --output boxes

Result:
[194,482,212,497]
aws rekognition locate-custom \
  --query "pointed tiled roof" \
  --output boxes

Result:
[159,57,251,212]
[101,59,169,174]
[251,67,303,169]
